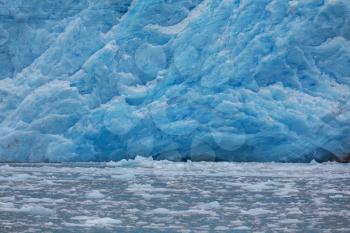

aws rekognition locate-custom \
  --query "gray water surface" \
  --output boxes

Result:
[0,158,349,232]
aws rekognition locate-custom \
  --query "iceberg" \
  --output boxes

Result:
[0,0,349,162]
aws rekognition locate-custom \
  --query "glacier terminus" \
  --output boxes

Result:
[0,0,349,162]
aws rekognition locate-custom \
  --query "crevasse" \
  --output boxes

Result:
[0,0,349,162]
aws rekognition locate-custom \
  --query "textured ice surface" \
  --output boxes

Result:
[0,0,350,162]
[0,159,349,231]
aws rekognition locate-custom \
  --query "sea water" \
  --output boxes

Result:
[0,158,349,232]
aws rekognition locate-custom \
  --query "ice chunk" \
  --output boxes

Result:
[85,190,105,199]
[17,205,55,215]
[69,216,121,227]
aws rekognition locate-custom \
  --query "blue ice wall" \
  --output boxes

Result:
[0,0,349,162]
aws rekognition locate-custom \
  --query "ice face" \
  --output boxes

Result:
[0,0,349,162]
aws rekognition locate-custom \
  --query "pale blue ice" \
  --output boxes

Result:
[0,0,349,162]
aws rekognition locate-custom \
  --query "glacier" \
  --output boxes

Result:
[0,0,349,162]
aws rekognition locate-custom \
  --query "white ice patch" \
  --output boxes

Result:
[68,216,121,228]
[110,173,135,181]
[85,190,105,199]
[18,205,55,215]
[241,208,275,216]
[148,201,221,216]
[0,202,54,215]
[0,173,36,181]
